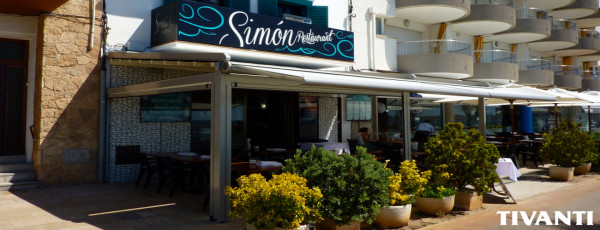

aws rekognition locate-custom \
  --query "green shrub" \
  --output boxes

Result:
[541,120,596,167]
[388,160,431,205]
[225,173,322,230]
[424,122,500,195]
[283,146,392,226]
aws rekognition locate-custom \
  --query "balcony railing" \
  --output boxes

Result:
[517,59,553,70]
[397,40,473,56]
[578,30,600,39]
[473,50,516,63]
[516,8,549,19]
[471,0,513,7]
[551,19,576,30]
[583,70,600,79]
[554,65,580,76]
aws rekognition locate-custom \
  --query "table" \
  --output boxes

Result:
[298,142,350,154]
[495,158,521,182]
[231,162,283,174]
[147,152,210,163]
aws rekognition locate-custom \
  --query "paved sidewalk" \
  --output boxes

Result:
[0,165,596,230]
[0,182,244,230]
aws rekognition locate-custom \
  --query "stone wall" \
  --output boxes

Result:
[33,0,104,184]
[107,66,199,181]
[300,92,340,142]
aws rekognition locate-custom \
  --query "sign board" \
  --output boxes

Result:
[140,92,191,122]
[151,0,354,62]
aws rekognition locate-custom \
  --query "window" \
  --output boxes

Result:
[278,2,304,17]
[376,18,385,35]
[199,0,223,6]
[347,95,372,121]
[299,96,318,141]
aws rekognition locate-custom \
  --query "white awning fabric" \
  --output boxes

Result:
[231,63,557,101]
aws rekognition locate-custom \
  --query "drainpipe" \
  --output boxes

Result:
[368,7,376,70]
[89,0,96,51]
[98,0,108,182]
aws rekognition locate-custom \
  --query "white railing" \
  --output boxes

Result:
[397,40,473,56]
[515,8,549,19]
[554,65,580,76]
[578,30,600,39]
[471,0,513,7]
[517,59,553,71]
[551,19,576,30]
[473,50,516,63]
[583,70,600,79]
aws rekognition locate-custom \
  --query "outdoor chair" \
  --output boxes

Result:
[522,142,543,168]
[347,139,359,154]
[156,156,191,197]
[135,152,161,189]
[500,144,520,168]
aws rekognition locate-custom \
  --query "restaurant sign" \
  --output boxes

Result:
[151,0,354,62]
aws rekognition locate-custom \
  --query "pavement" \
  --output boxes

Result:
[0,163,598,230]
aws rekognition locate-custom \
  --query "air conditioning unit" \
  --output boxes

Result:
[283,13,312,24]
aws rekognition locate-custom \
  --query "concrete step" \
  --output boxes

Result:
[0,164,33,173]
[0,172,36,182]
[0,181,40,191]
[0,155,26,165]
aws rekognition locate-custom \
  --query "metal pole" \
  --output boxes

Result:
[589,105,592,132]
[478,97,486,135]
[510,99,515,142]
[402,92,412,161]
[554,103,559,129]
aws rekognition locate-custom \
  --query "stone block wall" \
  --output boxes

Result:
[107,66,199,181]
[33,0,104,184]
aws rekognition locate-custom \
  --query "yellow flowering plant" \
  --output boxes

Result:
[388,160,431,205]
[224,173,323,230]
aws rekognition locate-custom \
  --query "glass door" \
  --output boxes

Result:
[0,38,28,156]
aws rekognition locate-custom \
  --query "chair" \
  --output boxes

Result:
[522,142,543,167]
[500,144,520,168]
[135,152,161,189]
[156,156,190,197]
[347,139,359,154]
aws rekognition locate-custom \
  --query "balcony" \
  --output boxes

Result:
[576,8,600,28]
[0,0,69,15]
[549,0,598,19]
[485,8,551,44]
[452,0,515,36]
[525,0,574,10]
[529,20,578,52]
[395,0,470,24]
[517,59,554,87]
[470,50,518,84]
[396,40,473,79]
[554,65,582,90]
[582,70,600,91]
[547,30,600,56]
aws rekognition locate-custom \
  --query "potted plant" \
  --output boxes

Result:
[416,169,456,216]
[225,173,323,230]
[422,122,500,211]
[375,160,431,228]
[580,132,600,175]
[541,120,595,180]
[283,146,392,230]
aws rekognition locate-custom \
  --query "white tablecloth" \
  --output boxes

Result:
[298,142,350,155]
[495,158,521,182]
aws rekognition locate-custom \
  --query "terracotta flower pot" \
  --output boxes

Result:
[454,190,483,211]
[549,166,574,181]
[574,163,592,175]
[316,218,360,230]
[374,204,411,228]
[416,195,455,216]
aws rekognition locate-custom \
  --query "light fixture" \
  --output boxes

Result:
[261,103,267,109]
[403,19,410,27]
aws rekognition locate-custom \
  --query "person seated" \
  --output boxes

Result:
[357,127,371,146]
[415,120,435,151]
[390,132,403,143]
